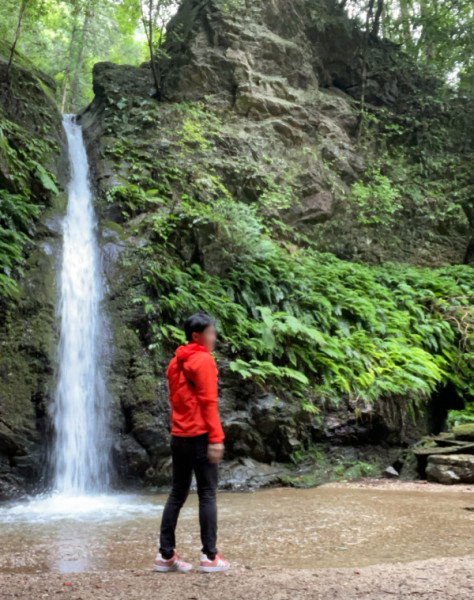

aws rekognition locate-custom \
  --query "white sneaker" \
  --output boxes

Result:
[199,552,230,572]
[153,551,193,573]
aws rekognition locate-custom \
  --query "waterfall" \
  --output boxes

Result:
[50,113,112,495]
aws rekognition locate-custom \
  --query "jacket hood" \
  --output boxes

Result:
[175,341,210,365]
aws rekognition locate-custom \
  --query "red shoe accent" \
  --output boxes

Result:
[199,552,230,572]
[154,551,192,573]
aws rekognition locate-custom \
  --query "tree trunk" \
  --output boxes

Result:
[7,0,28,81]
[60,72,69,114]
[355,0,375,140]
[371,0,384,37]
[399,0,412,44]
[68,11,92,112]
[418,0,435,61]
[60,7,81,114]
[141,0,162,99]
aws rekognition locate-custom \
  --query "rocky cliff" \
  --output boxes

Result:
[75,0,467,492]
[0,41,67,499]
[1,0,472,499]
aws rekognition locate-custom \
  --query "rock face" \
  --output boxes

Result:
[73,0,452,492]
[157,0,368,212]
[0,42,67,500]
[157,0,470,265]
[0,0,469,498]
[159,0,433,111]
[311,396,428,447]
[80,0,470,266]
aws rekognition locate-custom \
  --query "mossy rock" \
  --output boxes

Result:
[0,40,57,91]
[453,423,474,442]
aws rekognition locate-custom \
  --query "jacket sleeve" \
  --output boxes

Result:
[165,358,175,431]
[189,353,225,443]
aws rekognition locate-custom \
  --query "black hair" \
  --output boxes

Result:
[183,311,215,342]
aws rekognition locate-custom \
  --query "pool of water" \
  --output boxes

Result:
[0,485,472,573]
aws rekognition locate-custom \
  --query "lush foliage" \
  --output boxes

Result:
[0,0,150,111]
[341,0,473,94]
[0,106,59,299]
[315,78,473,263]
[447,403,474,428]
[92,94,474,423]
[128,190,474,420]
[1,1,472,428]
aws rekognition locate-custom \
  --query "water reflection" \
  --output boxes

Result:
[0,492,159,524]
[0,486,472,573]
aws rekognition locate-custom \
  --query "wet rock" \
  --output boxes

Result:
[0,476,27,502]
[383,466,399,478]
[153,455,290,492]
[311,397,428,447]
[99,225,127,276]
[426,454,474,484]
[221,415,268,462]
[132,421,170,459]
[0,40,67,499]
[220,390,309,463]
[112,435,151,483]
[217,457,290,491]
[40,214,63,237]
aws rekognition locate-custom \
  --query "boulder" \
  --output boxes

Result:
[383,466,399,478]
[453,423,474,442]
[414,443,474,477]
[217,457,290,491]
[426,454,474,484]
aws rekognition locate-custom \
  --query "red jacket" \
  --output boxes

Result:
[166,341,225,443]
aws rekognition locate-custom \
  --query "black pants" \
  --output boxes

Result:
[159,432,219,560]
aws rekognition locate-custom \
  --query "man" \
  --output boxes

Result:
[153,311,230,573]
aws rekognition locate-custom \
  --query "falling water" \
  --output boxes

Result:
[0,114,157,525]
[49,113,112,495]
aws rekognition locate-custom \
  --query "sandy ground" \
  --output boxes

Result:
[2,555,473,600]
[322,477,474,493]
[1,479,473,600]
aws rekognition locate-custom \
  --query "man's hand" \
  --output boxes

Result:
[207,442,224,463]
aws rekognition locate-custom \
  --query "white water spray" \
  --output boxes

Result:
[49,113,112,495]
[0,115,160,524]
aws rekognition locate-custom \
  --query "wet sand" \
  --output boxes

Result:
[1,478,473,599]
[1,555,473,600]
